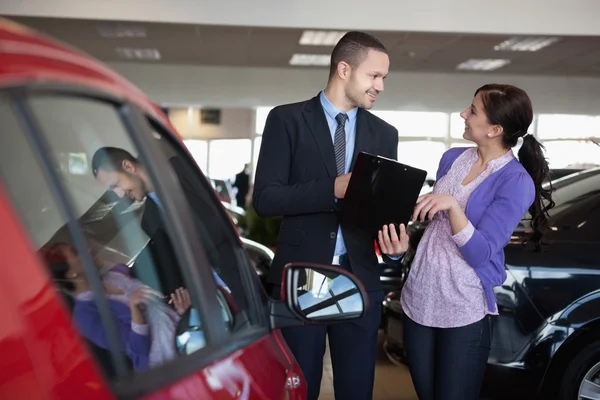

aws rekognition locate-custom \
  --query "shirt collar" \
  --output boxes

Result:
[320,91,358,122]
[147,192,161,206]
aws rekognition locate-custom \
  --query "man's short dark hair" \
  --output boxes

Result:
[91,147,139,178]
[328,31,388,78]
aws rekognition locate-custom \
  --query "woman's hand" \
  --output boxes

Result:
[129,286,164,309]
[171,287,192,315]
[378,223,409,257]
[412,194,459,222]
[129,286,164,324]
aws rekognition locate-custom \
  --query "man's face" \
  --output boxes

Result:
[344,49,389,110]
[95,161,147,202]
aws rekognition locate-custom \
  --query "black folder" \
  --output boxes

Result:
[340,152,427,237]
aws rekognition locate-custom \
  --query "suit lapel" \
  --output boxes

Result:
[302,95,337,177]
[141,198,162,236]
[351,108,372,171]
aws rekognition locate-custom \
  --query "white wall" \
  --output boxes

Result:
[108,62,600,116]
[168,107,254,140]
[2,0,600,36]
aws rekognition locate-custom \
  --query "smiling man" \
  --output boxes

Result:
[91,147,230,294]
[253,31,399,400]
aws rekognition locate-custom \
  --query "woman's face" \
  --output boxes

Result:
[58,245,102,279]
[459,91,500,144]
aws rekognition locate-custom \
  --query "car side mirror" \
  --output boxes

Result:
[270,263,369,329]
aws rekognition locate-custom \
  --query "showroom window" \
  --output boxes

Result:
[450,112,466,139]
[537,114,600,169]
[371,111,448,138]
[183,139,208,174]
[207,139,252,180]
[255,107,274,135]
[398,141,447,179]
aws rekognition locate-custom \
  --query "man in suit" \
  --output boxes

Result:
[91,147,233,297]
[253,31,400,400]
[233,164,250,209]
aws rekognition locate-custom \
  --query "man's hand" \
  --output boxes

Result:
[334,173,352,199]
[378,223,409,257]
[171,287,192,315]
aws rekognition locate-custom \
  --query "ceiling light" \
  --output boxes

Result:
[289,53,330,66]
[116,47,161,60]
[456,58,511,71]
[98,24,147,38]
[494,36,560,52]
[299,30,347,46]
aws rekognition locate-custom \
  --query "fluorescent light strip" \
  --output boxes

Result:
[289,53,330,66]
[116,47,161,60]
[98,25,147,38]
[494,36,560,52]
[456,58,511,71]
[299,30,347,46]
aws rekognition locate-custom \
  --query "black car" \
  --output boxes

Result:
[382,167,600,400]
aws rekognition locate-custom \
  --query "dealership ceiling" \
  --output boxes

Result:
[5,16,600,77]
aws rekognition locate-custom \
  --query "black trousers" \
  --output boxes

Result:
[272,280,383,400]
[403,313,492,400]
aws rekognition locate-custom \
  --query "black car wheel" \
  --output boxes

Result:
[559,341,600,400]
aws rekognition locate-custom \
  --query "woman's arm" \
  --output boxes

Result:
[74,300,151,370]
[455,173,535,268]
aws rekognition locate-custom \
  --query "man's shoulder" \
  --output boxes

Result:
[270,98,314,116]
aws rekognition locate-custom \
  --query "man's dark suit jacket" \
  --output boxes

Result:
[234,171,250,207]
[131,156,243,300]
[253,94,400,292]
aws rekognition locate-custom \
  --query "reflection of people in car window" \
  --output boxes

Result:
[40,243,191,371]
[90,147,229,294]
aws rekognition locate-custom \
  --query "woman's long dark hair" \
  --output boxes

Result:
[475,84,555,251]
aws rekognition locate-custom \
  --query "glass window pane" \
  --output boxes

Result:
[542,140,600,169]
[9,95,252,380]
[537,114,600,140]
[255,107,273,135]
[398,141,447,179]
[208,139,252,180]
[450,112,466,139]
[183,139,208,174]
[252,136,262,181]
[450,142,476,148]
[371,111,448,138]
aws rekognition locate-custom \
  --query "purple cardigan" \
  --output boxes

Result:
[437,147,535,312]
[74,298,150,371]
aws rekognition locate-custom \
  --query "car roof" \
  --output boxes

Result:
[0,17,172,131]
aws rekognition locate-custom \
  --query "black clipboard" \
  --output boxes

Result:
[340,152,427,237]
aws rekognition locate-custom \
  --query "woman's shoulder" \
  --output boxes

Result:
[494,159,535,199]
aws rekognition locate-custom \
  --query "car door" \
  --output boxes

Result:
[0,86,303,400]
[494,172,600,364]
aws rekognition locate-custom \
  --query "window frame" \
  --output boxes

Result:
[3,83,270,398]
[144,116,272,328]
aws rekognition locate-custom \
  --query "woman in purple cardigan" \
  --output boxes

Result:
[379,84,554,399]
[42,243,191,371]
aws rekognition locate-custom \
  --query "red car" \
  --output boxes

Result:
[0,18,370,400]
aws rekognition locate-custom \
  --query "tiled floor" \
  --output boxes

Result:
[318,333,418,400]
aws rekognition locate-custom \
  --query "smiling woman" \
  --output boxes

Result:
[379,83,555,400]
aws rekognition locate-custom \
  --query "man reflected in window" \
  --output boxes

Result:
[91,147,228,294]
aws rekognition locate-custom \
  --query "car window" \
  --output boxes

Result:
[147,119,263,326]
[0,95,243,383]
